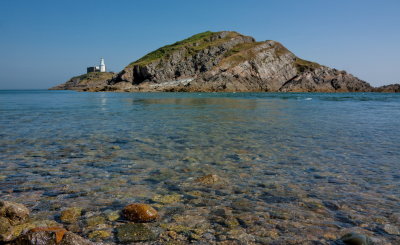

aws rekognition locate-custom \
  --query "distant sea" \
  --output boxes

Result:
[1,90,399,243]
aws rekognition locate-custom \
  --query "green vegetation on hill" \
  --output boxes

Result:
[221,41,291,66]
[69,72,115,86]
[294,58,321,72]
[223,42,262,58]
[73,72,114,81]
[128,31,244,67]
[221,42,263,65]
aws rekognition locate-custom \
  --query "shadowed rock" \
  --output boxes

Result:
[340,232,374,245]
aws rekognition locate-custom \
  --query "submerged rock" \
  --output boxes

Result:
[0,201,33,242]
[340,232,374,245]
[0,200,30,225]
[382,224,400,235]
[122,203,158,222]
[0,217,62,243]
[61,232,93,245]
[104,210,120,222]
[88,230,112,240]
[60,207,82,224]
[0,217,13,242]
[116,223,156,243]
[152,194,182,204]
[14,227,93,245]
[85,215,106,228]
[195,174,222,185]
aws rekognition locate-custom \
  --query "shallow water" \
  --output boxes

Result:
[1,90,399,244]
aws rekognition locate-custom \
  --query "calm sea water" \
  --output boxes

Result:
[1,90,399,243]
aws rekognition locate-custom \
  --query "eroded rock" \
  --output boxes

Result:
[0,200,30,225]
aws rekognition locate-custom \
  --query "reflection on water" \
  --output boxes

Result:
[0,91,399,244]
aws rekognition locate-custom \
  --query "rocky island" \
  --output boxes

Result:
[51,31,398,93]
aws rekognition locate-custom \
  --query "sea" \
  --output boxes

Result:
[0,90,399,243]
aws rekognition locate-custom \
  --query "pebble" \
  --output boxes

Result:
[60,207,82,224]
[85,215,106,228]
[88,230,112,240]
[152,194,182,204]
[122,203,158,222]
[382,223,400,235]
[195,174,221,185]
[104,210,120,221]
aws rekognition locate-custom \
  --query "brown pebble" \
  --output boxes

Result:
[195,174,220,185]
[122,203,158,222]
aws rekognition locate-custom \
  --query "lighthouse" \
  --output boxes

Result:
[100,58,106,72]
[86,58,107,73]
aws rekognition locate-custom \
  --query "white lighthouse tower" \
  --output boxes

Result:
[99,58,106,72]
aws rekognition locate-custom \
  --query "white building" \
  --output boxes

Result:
[87,58,106,73]
[100,58,106,72]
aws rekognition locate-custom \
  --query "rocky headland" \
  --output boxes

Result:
[50,31,399,93]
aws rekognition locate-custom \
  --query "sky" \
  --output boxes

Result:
[0,0,399,89]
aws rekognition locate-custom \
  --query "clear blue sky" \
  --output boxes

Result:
[0,0,399,89]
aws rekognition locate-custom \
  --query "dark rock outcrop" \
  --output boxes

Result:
[374,83,400,92]
[51,31,398,92]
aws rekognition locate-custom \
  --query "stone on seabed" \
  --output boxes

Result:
[195,174,221,185]
[152,194,182,204]
[60,207,82,224]
[88,230,112,240]
[116,223,156,243]
[85,215,106,228]
[382,224,400,235]
[340,232,374,245]
[0,200,30,225]
[122,203,158,222]
[104,210,120,221]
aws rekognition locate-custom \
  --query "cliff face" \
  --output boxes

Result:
[52,31,397,92]
[112,31,256,86]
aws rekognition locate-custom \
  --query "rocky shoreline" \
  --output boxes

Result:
[50,31,399,93]
[2,174,399,244]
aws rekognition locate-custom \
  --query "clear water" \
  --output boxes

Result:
[1,90,399,243]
